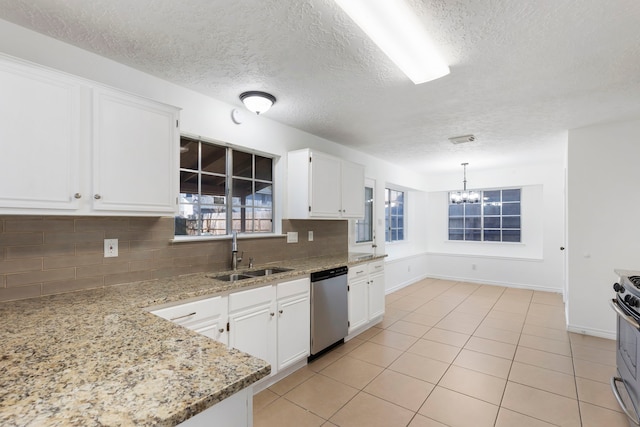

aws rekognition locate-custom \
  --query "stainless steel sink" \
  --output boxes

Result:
[211,273,253,281]
[210,267,293,281]
[244,267,293,277]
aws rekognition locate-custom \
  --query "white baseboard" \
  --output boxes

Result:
[252,359,307,394]
[423,273,563,294]
[567,324,616,341]
[385,273,430,295]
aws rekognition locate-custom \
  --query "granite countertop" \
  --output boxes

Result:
[0,253,385,426]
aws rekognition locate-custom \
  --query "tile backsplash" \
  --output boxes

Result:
[0,216,347,302]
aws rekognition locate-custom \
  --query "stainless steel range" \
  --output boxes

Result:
[611,272,640,426]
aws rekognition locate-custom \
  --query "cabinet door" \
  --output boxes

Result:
[277,291,310,371]
[276,277,310,370]
[0,57,83,212]
[92,87,178,214]
[309,151,342,218]
[348,277,369,333]
[341,160,365,218]
[228,286,276,370]
[368,272,385,321]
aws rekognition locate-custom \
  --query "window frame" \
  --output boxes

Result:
[175,135,275,238]
[354,180,375,245]
[385,187,405,243]
[447,187,521,243]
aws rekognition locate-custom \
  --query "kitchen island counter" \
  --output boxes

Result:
[0,253,384,426]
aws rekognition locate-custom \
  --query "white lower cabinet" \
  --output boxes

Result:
[276,278,311,371]
[150,295,228,345]
[228,285,277,370]
[177,386,252,427]
[150,276,310,378]
[348,260,385,334]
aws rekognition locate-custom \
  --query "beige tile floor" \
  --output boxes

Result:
[253,278,628,427]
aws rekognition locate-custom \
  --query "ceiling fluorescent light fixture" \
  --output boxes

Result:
[333,0,450,84]
[240,91,276,115]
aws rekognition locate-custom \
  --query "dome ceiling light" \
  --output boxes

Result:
[239,91,276,115]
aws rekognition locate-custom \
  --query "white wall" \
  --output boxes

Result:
[567,119,640,339]
[0,18,429,284]
[421,154,567,293]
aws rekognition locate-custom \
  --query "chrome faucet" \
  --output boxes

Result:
[231,231,243,270]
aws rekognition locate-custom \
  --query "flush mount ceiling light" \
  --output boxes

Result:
[239,91,276,115]
[333,0,450,84]
[450,163,480,204]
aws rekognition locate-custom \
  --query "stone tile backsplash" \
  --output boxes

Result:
[0,216,347,302]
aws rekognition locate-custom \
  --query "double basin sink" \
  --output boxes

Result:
[211,267,293,282]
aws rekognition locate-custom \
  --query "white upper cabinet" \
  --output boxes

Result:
[92,88,178,214]
[0,54,179,216]
[287,148,365,219]
[0,57,83,211]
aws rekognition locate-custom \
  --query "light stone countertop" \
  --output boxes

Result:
[0,253,385,426]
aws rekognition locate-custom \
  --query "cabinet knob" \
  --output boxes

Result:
[94,194,102,200]
[218,328,224,333]
[279,309,283,314]
[74,193,82,199]
[270,312,275,317]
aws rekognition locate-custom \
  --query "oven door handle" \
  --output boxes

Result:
[611,376,640,426]
[610,299,640,330]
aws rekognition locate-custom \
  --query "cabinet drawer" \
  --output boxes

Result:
[152,296,222,325]
[277,277,310,299]
[348,264,368,280]
[368,260,384,275]
[228,285,274,312]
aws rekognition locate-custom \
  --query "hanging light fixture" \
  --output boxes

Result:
[239,91,276,115]
[450,163,480,204]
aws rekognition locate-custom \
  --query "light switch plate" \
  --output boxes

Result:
[287,232,298,243]
[308,231,314,242]
[104,239,118,257]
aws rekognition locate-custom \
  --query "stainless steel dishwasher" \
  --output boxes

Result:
[309,266,349,360]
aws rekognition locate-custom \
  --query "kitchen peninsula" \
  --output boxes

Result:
[0,253,384,426]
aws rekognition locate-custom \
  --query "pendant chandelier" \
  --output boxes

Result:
[450,162,480,204]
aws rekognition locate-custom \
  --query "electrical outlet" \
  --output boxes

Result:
[287,232,298,243]
[104,239,118,258]
[308,231,314,241]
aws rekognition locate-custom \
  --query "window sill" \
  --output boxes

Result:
[171,233,286,244]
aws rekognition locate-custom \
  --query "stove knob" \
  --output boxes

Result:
[631,297,639,307]
[625,294,632,303]
[614,282,625,292]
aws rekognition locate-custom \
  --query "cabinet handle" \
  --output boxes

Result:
[94,194,102,200]
[279,309,283,314]
[170,312,196,321]
[218,328,224,333]
[270,312,275,317]
[74,193,82,199]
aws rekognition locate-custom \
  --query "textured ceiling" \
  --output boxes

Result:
[1,0,639,173]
